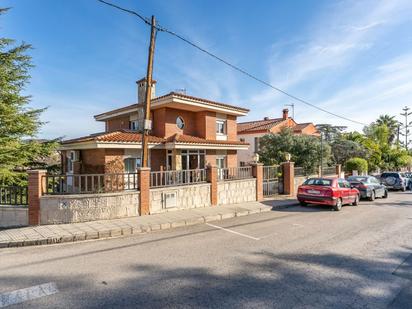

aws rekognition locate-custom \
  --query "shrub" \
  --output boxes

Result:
[345,157,368,174]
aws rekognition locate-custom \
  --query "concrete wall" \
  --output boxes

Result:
[0,207,28,228]
[218,178,256,205]
[150,183,211,214]
[40,191,140,224]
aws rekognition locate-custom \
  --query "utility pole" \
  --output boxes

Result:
[400,106,412,151]
[142,15,157,168]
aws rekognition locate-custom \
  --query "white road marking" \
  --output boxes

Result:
[0,282,58,308]
[206,223,260,240]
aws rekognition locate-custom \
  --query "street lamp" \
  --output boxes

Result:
[285,152,291,162]
[252,153,260,163]
[320,132,324,177]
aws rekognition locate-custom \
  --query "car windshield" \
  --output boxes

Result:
[381,173,400,178]
[303,178,332,186]
[348,176,368,183]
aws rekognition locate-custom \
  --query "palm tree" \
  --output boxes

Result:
[376,115,399,144]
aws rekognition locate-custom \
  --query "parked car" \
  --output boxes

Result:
[400,172,412,190]
[347,175,388,201]
[297,177,360,211]
[380,172,408,191]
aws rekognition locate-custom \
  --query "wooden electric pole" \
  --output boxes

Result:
[142,15,156,168]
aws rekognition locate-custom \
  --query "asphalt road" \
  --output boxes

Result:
[1,192,412,308]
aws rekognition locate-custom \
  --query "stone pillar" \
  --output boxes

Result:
[282,162,295,196]
[138,167,151,215]
[28,170,47,226]
[206,165,218,206]
[251,163,264,202]
[335,164,342,177]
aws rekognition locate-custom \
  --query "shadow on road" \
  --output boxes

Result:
[2,248,411,308]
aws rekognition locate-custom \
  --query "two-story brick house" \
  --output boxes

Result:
[237,109,319,165]
[59,79,249,175]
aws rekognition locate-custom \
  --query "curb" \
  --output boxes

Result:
[0,202,298,248]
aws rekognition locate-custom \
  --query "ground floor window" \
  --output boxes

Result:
[216,156,226,169]
[182,149,206,170]
[124,157,141,173]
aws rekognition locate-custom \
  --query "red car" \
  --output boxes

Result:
[297,178,360,211]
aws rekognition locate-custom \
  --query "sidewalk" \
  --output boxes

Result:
[0,198,298,248]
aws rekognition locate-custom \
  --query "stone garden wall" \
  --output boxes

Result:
[40,191,140,224]
[217,179,256,205]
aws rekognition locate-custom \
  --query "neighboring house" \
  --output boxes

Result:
[59,78,249,175]
[237,109,319,165]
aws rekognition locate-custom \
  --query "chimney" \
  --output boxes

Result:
[282,108,289,120]
[136,78,156,103]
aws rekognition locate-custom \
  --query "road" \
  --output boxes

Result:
[1,192,412,308]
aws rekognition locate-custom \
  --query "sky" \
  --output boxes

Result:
[2,0,412,139]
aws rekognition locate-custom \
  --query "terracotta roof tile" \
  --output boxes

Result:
[62,130,165,144]
[237,118,285,134]
[62,131,248,146]
[94,92,249,119]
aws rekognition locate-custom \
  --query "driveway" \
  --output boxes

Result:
[0,191,411,308]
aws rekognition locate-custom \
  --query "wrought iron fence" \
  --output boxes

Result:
[0,186,28,206]
[42,173,139,195]
[263,166,282,196]
[218,166,253,181]
[150,169,207,188]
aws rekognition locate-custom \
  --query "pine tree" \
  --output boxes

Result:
[0,8,58,185]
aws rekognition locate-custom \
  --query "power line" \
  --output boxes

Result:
[97,0,367,126]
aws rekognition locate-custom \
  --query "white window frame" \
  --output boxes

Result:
[216,119,226,135]
[130,120,140,131]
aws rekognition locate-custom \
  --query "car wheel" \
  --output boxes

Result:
[300,201,307,207]
[383,190,388,199]
[352,195,359,206]
[333,198,342,211]
[369,190,375,201]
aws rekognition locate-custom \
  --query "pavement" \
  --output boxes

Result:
[0,191,411,308]
[0,197,298,248]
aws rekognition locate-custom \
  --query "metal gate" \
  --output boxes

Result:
[263,166,282,197]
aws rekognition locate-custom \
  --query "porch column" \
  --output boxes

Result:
[206,165,218,206]
[172,149,182,170]
[28,170,47,225]
[138,167,151,215]
[281,162,295,196]
[251,163,264,202]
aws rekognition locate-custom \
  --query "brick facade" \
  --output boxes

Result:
[206,165,218,206]
[138,167,151,215]
[28,170,46,225]
[106,115,130,132]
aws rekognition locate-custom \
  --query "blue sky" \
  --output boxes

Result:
[2,0,412,139]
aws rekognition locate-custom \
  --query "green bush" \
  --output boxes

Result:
[345,157,368,174]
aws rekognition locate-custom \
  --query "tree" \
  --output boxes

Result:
[345,158,368,174]
[375,114,399,145]
[0,8,58,185]
[316,124,347,143]
[330,138,368,165]
[258,127,331,175]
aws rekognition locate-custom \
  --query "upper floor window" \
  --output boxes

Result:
[240,138,245,142]
[176,116,185,129]
[130,120,140,131]
[216,120,226,134]
[254,137,261,152]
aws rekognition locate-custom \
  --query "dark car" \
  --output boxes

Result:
[347,175,388,201]
[297,178,360,211]
[380,172,407,191]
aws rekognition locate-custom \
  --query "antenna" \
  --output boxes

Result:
[286,103,295,120]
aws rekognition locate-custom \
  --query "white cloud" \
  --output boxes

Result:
[245,0,412,129]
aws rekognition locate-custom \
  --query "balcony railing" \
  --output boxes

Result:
[218,166,253,181]
[42,173,139,195]
[150,169,207,188]
[0,186,28,206]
